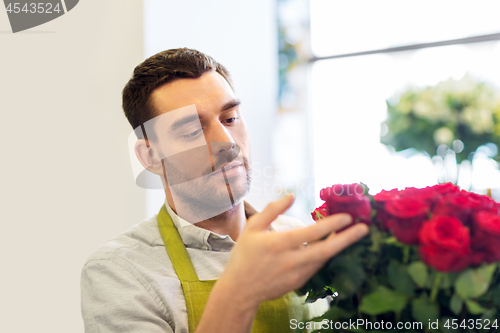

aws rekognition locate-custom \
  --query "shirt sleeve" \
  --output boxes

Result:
[81,258,173,333]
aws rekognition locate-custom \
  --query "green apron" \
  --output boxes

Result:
[157,205,327,333]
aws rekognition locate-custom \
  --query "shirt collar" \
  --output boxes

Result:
[162,201,294,252]
[165,203,234,252]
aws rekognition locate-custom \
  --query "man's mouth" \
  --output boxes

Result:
[211,161,243,178]
[223,161,241,170]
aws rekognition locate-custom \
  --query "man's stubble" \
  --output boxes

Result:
[164,152,252,223]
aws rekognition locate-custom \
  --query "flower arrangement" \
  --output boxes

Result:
[296,183,500,332]
[381,74,500,163]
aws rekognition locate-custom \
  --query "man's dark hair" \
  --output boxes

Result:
[122,48,233,131]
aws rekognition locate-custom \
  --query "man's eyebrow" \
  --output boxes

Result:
[221,99,241,111]
[169,114,201,131]
[167,100,240,131]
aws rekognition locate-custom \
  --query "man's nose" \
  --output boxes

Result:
[207,123,240,170]
[208,123,236,156]
[211,142,236,155]
[210,141,237,157]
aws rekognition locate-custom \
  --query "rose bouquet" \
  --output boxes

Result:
[296,183,500,333]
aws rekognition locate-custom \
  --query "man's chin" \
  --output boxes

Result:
[169,174,249,222]
[201,175,249,206]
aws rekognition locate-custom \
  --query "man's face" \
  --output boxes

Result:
[146,71,251,221]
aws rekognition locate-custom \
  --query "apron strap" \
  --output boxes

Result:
[157,205,200,282]
[157,204,328,333]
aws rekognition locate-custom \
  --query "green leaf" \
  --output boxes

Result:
[412,292,440,323]
[440,273,451,289]
[324,244,366,299]
[407,261,428,288]
[368,226,382,253]
[450,293,463,316]
[424,270,435,289]
[359,286,407,315]
[304,286,334,304]
[481,308,497,321]
[383,236,399,244]
[492,284,500,307]
[388,260,415,296]
[359,182,370,195]
[296,267,332,297]
[455,264,497,299]
[439,273,457,289]
[465,300,487,314]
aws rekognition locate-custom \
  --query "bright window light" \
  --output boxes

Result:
[311,40,500,205]
[310,0,500,57]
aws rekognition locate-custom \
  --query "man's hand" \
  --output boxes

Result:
[195,193,369,333]
[219,193,369,307]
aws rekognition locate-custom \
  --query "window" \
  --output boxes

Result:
[278,0,500,216]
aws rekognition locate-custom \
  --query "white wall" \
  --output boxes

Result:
[1,1,279,331]
[0,2,145,332]
[143,0,280,214]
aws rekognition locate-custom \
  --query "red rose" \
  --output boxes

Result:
[432,190,495,225]
[319,184,372,224]
[400,183,460,207]
[471,211,500,264]
[374,188,401,202]
[419,216,471,272]
[468,192,496,211]
[373,189,401,231]
[428,183,460,196]
[385,196,429,244]
[311,202,327,221]
[432,194,471,223]
[401,187,439,205]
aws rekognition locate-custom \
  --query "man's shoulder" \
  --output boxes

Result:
[84,214,163,264]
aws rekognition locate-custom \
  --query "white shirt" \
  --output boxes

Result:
[80,204,324,333]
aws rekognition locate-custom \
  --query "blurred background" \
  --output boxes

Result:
[1,0,500,331]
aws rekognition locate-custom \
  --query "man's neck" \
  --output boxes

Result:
[167,197,247,241]
[194,201,247,241]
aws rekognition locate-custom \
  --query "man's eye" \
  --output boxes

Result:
[182,129,202,139]
[224,116,239,124]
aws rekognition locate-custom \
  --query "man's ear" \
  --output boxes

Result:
[134,139,164,176]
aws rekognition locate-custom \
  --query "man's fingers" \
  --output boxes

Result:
[283,213,353,246]
[247,193,295,231]
[299,223,369,262]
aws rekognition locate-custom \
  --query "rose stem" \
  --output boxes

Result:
[430,272,442,303]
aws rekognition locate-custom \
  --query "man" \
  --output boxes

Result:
[81,48,368,333]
